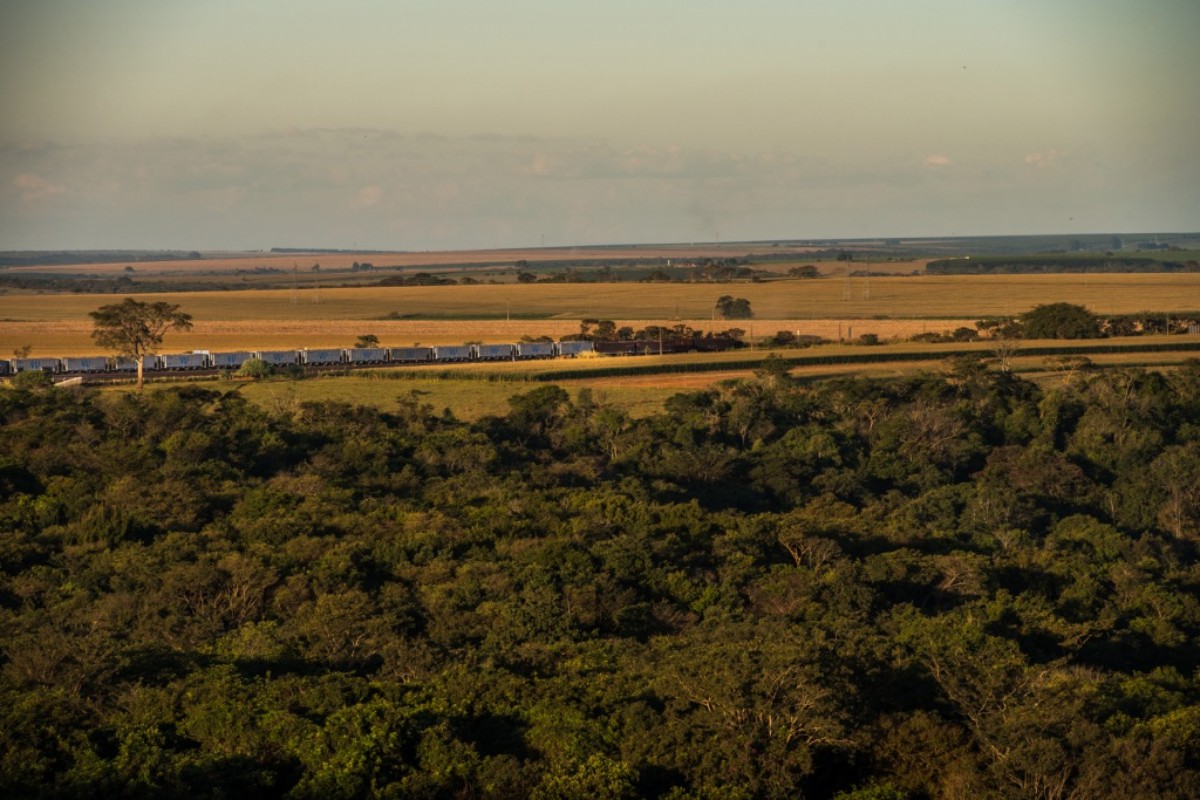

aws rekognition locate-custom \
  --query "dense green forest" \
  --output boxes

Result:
[2,361,1199,798]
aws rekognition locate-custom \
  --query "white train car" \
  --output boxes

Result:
[254,350,300,366]
[346,347,388,364]
[300,349,344,365]
[12,357,62,373]
[160,353,208,370]
[516,342,555,359]
[475,344,515,361]
[432,345,473,362]
[389,347,434,363]
[61,356,110,373]
[556,340,595,357]
[211,351,253,369]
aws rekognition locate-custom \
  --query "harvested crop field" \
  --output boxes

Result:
[2,273,1196,356]
[3,274,1197,323]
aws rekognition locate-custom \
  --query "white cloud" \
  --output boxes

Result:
[200,186,246,212]
[2,128,1197,249]
[352,185,382,208]
[11,172,65,202]
[1024,149,1063,169]
[519,143,787,182]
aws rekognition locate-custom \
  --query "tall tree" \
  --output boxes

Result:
[1020,303,1101,339]
[715,295,753,319]
[354,334,380,348]
[90,298,193,389]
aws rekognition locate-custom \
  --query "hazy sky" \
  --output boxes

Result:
[2,0,1197,250]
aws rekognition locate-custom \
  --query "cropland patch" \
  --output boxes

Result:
[3,274,1198,324]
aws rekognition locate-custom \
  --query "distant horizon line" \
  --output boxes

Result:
[3,231,1198,256]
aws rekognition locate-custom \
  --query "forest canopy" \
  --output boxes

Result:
[1,362,1199,798]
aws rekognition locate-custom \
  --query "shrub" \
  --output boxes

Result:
[10,370,55,390]
[235,358,274,379]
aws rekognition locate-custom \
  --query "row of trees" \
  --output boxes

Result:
[1,356,1198,797]
[977,303,1199,341]
[570,319,749,343]
[926,255,1199,274]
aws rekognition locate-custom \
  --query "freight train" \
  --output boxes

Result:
[0,336,740,377]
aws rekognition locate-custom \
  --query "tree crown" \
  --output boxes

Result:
[1019,302,1100,339]
[89,298,193,357]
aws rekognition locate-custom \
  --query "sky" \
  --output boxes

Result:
[1,0,1197,251]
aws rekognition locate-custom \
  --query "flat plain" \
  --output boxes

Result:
[5,262,1200,424]
[3,244,805,275]
[3,273,1198,355]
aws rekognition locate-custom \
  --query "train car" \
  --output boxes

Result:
[388,346,433,363]
[112,357,139,372]
[594,341,650,356]
[433,345,474,362]
[160,353,208,370]
[0,359,11,376]
[690,336,740,352]
[254,350,300,366]
[61,356,111,373]
[515,342,555,359]
[210,351,253,369]
[556,340,595,357]
[475,343,514,361]
[346,347,388,364]
[300,349,344,365]
[650,337,716,354]
[11,357,62,373]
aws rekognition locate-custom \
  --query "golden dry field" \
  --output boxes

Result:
[1,273,1197,356]
[4,274,1196,322]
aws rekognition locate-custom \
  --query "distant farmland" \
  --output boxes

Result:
[1,244,804,276]
[1,273,1197,355]
[3,273,1199,319]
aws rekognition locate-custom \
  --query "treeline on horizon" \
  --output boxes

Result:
[0,251,205,269]
[1,362,1199,798]
[926,255,1200,275]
